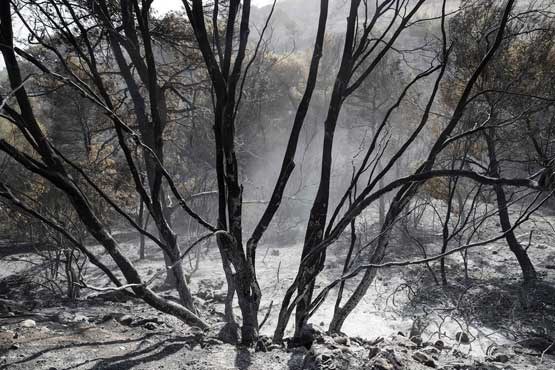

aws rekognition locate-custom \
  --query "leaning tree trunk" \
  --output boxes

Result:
[484,130,537,284]
[329,200,400,333]
[143,147,196,312]
[100,0,197,310]
[0,0,210,331]
[494,184,537,283]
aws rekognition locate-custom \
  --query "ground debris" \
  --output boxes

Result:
[413,350,437,367]
[19,319,36,328]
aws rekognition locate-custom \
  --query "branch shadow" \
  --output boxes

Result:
[84,337,189,370]
[234,346,252,370]
[0,333,159,370]
[287,351,306,370]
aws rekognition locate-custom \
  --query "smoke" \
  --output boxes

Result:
[237,0,448,245]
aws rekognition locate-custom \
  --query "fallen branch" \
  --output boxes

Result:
[76,280,143,292]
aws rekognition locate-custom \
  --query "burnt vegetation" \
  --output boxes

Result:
[1,0,555,369]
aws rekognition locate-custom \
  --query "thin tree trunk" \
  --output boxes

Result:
[440,177,457,286]
[332,218,356,323]
[495,184,537,283]
[220,249,237,324]
[329,204,396,333]
[292,0,362,338]
[378,168,385,227]
[484,130,537,284]
[137,200,149,260]
[140,211,150,260]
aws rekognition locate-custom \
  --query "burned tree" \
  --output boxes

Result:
[1,0,554,349]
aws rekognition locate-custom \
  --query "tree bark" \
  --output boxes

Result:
[137,200,148,260]
[484,130,537,284]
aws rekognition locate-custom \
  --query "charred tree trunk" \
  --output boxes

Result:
[290,0,361,339]
[378,166,386,227]
[137,200,146,259]
[275,0,433,341]
[328,0,515,333]
[95,0,198,311]
[294,102,340,337]
[221,98,262,343]
[440,176,457,286]
[139,204,150,260]
[183,0,271,344]
[64,249,80,300]
[328,202,397,333]
[0,2,207,329]
[332,216,357,324]
[484,130,537,284]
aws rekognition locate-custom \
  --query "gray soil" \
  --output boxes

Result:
[1,207,555,369]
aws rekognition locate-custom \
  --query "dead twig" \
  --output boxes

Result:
[259,300,274,330]
[76,280,143,292]
[540,340,555,364]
